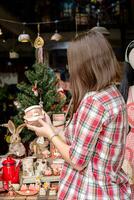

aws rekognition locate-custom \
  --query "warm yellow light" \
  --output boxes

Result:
[18,33,30,42]
[0,28,3,35]
[51,32,62,41]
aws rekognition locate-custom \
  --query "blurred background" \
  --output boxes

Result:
[0,0,132,76]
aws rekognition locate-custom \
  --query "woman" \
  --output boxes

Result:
[26,31,131,199]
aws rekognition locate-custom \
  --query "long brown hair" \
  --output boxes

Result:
[67,30,121,114]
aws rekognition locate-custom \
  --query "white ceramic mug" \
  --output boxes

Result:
[24,105,45,126]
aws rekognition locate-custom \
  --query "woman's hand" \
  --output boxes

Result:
[25,118,54,140]
[44,112,52,125]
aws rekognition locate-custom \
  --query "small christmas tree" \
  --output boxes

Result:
[13,48,66,142]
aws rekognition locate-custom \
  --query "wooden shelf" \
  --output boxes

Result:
[21,175,60,184]
[0,193,57,200]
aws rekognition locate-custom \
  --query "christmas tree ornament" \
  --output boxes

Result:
[57,87,66,101]
[13,100,21,109]
[51,20,62,41]
[32,80,38,96]
[18,23,30,43]
[34,24,44,48]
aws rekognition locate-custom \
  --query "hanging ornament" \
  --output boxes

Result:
[35,47,44,64]
[34,24,44,49]
[39,97,43,108]
[18,32,30,42]
[51,20,62,41]
[18,23,30,43]
[13,100,21,109]
[38,89,43,107]
[75,16,78,38]
[0,28,3,35]
[51,31,62,41]
[32,80,38,96]
[91,9,110,36]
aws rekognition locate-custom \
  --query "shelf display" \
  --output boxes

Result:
[21,175,60,184]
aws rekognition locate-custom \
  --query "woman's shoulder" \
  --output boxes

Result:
[83,85,125,110]
[84,85,118,100]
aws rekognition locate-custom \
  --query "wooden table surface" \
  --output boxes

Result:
[0,193,57,200]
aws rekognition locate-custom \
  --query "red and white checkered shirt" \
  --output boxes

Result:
[58,85,131,200]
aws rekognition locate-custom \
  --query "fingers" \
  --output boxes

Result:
[44,113,52,125]
[37,118,46,126]
[26,124,37,132]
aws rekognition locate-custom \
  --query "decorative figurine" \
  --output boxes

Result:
[1,120,26,157]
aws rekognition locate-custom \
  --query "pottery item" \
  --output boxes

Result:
[22,157,34,177]
[24,105,45,126]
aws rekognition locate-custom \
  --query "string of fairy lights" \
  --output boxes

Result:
[0,0,126,50]
[0,18,71,48]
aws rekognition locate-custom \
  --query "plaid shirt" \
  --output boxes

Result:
[58,85,131,200]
